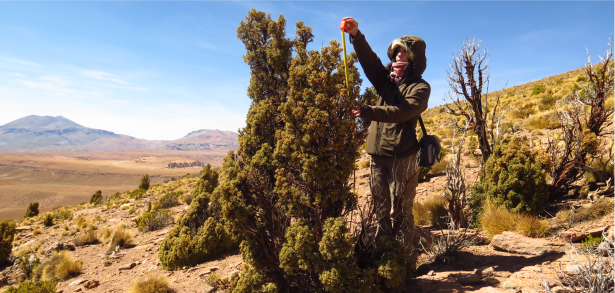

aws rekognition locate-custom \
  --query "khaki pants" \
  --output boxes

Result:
[370,154,419,250]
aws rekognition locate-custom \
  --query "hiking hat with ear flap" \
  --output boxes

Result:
[387,38,414,62]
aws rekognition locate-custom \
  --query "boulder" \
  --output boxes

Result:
[457,273,482,284]
[491,231,565,255]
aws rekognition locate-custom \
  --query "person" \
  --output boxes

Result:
[341,17,430,250]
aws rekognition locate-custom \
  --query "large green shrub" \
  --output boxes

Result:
[215,10,407,292]
[470,135,551,219]
[25,202,39,218]
[0,220,16,264]
[159,166,238,270]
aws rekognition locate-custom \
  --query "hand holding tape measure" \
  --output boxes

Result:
[339,17,359,99]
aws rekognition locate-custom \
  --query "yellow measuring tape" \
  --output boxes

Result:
[340,21,351,95]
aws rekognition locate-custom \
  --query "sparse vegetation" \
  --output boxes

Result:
[424,194,448,227]
[128,273,172,293]
[554,197,614,227]
[480,200,550,239]
[135,209,173,232]
[5,280,57,293]
[25,202,39,218]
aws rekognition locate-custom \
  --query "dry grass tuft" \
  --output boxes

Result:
[413,200,430,226]
[34,251,82,281]
[357,159,370,169]
[516,215,550,238]
[424,194,448,227]
[128,273,172,293]
[555,198,614,227]
[99,227,113,241]
[479,200,518,239]
[74,230,99,246]
[480,200,551,239]
[106,224,133,254]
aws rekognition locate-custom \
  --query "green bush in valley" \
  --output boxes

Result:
[0,220,16,264]
[217,10,406,292]
[139,174,150,190]
[135,209,173,232]
[159,167,238,270]
[5,280,57,293]
[89,190,103,205]
[25,202,39,218]
[470,135,551,220]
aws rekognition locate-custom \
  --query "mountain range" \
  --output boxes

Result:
[0,115,238,152]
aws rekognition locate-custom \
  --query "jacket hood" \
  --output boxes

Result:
[387,35,427,81]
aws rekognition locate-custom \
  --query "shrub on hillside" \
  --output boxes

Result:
[156,192,179,209]
[139,174,150,190]
[89,190,103,205]
[135,209,173,232]
[43,213,54,227]
[5,280,57,293]
[470,135,551,220]
[33,251,82,281]
[159,167,239,270]
[0,220,16,264]
[127,188,146,199]
[25,202,39,218]
[74,230,99,247]
[531,84,547,96]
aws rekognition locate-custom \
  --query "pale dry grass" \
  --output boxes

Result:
[128,273,172,293]
[480,200,550,239]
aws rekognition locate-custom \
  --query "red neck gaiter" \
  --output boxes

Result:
[390,61,409,83]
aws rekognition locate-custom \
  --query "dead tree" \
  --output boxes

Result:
[445,38,504,168]
[547,37,613,197]
[579,37,614,138]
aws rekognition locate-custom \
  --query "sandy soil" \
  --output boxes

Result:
[0,150,228,221]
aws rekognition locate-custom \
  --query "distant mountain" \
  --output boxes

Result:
[0,115,238,152]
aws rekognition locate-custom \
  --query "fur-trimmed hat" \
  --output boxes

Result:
[387,39,414,62]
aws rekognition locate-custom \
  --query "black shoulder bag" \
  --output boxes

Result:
[417,116,442,167]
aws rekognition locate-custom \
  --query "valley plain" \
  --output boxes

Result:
[0,150,227,220]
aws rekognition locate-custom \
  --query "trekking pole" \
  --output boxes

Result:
[340,20,357,195]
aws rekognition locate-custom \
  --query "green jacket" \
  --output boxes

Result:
[351,31,430,158]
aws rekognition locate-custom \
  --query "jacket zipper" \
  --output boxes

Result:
[375,122,384,155]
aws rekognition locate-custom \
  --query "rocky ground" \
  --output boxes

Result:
[0,155,612,293]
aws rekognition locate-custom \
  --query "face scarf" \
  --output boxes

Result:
[389,61,409,83]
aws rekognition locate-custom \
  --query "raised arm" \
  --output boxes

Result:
[340,18,390,94]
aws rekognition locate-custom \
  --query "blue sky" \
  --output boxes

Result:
[0,1,612,140]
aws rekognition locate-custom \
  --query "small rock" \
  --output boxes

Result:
[68,279,87,287]
[44,242,75,255]
[83,280,100,289]
[427,270,435,276]
[208,266,219,272]
[15,226,32,231]
[552,286,574,293]
[182,266,188,270]
[75,288,83,292]
[118,263,136,271]
[187,267,198,273]
[475,266,494,277]
[205,287,216,293]
[359,173,369,178]
[458,273,482,284]
[199,271,212,278]
[228,270,239,276]
[485,278,499,285]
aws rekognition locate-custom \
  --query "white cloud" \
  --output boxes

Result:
[198,42,218,51]
[40,76,72,87]
[21,80,101,97]
[80,70,129,84]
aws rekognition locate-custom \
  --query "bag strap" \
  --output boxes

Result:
[418,116,428,137]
